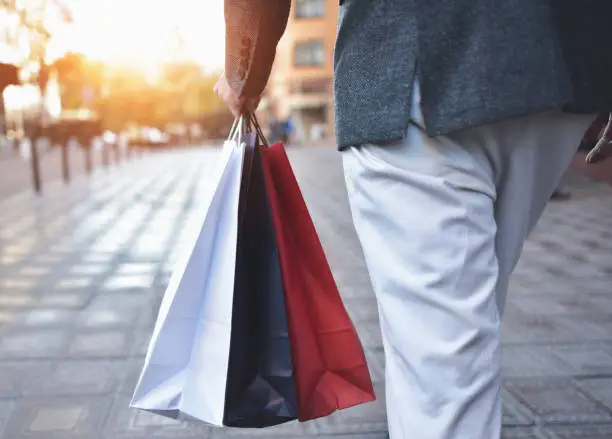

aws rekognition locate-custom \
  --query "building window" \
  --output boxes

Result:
[294,41,324,67]
[290,78,331,94]
[295,0,325,19]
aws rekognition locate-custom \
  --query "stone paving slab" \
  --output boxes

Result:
[0,147,610,438]
[0,144,139,204]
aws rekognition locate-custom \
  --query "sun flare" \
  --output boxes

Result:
[48,0,225,72]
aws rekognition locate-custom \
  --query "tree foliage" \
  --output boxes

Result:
[51,53,225,132]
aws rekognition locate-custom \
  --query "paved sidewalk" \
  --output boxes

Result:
[0,144,143,204]
[0,147,610,438]
[571,151,612,186]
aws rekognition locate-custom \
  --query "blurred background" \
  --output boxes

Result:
[0,0,229,154]
[0,0,340,171]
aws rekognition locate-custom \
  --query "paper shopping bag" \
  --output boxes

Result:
[223,141,299,427]
[260,142,376,421]
[130,139,244,426]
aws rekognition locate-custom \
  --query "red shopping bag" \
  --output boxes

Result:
[260,142,375,421]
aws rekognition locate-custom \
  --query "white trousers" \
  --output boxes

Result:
[342,86,595,439]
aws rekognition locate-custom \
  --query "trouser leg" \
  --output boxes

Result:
[342,109,594,438]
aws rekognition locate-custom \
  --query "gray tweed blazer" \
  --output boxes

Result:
[225,0,612,148]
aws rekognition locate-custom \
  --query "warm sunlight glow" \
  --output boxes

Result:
[48,0,225,72]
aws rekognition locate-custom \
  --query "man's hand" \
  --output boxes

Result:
[214,73,261,117]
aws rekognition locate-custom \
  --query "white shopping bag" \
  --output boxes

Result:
[131,135,248,426]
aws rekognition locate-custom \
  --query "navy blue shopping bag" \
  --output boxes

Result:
[222,139,298,428]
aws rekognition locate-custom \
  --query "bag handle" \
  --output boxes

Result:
[227,113,269,147]
[227,115,248,142]
[586,112,612,164]
[246,113,270,148]
[227,118,240,141]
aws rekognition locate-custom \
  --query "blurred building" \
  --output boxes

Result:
[0,0,69,142]
[263,0,338,144]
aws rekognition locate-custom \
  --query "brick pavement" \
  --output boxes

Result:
[571,152,612,186]
[0,147,610,438]
[0,144,143,204]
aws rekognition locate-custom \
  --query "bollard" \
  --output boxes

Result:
[61,142,70,184]
[101,142,110,168]
[84,141,93,174]
[30,137,42,195]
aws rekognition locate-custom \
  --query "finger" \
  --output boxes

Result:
[229,99,244,118]
[245,97,260,113]
[218,89,239,114]
[213,78,222,96]
[230,98,244,116]
[230,106,241,118]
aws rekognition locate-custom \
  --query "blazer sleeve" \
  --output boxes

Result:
[224,0,291,98]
